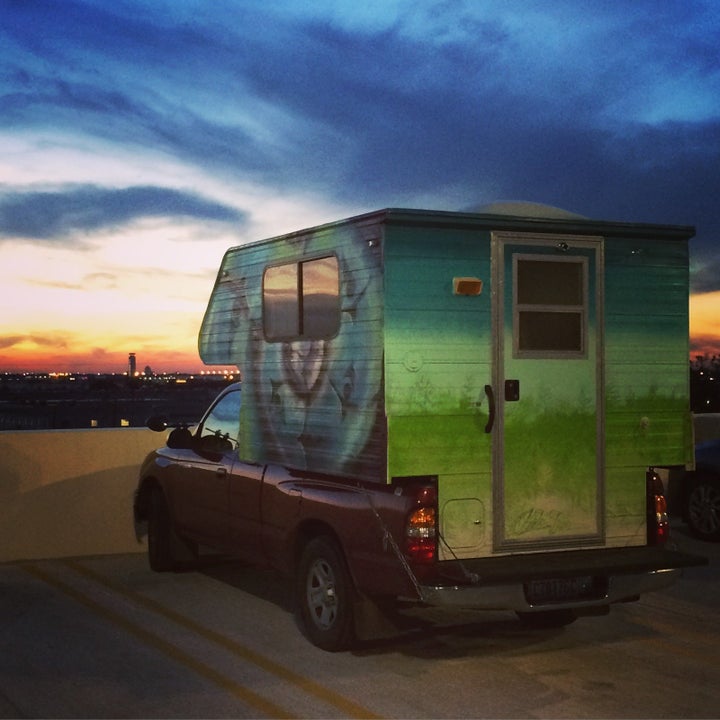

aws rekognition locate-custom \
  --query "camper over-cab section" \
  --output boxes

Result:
[199,206,695,559]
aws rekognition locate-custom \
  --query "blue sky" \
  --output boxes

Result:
[1,0,719,371]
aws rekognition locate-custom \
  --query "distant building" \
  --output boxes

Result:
[128,353,136,377]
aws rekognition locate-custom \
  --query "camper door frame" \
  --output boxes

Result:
[491,231,606,552]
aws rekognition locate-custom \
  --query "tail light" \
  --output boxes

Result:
[647,469,669,545]
[405,485,437,563]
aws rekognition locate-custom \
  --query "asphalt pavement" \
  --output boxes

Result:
[1,523,717,719]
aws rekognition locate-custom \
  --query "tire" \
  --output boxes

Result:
[296,536,355,651]
[686,476,720,541]
[147,487,177,572]
[517,608,577,629]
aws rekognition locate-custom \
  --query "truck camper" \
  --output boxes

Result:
[136,204,705,649]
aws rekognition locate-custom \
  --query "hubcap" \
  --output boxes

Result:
[689,483,720,536]
[306,558,337,630]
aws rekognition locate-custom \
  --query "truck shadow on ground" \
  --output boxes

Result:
[193,554,659,660]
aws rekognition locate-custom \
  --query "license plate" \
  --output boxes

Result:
[525,576,598,605]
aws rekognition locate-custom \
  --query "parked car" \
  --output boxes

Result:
[683,439,720,541]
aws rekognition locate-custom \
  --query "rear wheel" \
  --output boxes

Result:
[296,536,355,651]
[686,476,720,541]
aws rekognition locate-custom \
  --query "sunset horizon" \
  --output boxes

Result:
[1,285,718,375]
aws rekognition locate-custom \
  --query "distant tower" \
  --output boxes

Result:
[128,353,136,377]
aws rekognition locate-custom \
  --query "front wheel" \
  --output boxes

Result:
[296,536,355,651]
[147,487,178,572]
[686,476,720,541]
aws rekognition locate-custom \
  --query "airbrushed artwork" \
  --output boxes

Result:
[200,222,387,479]
[199,207,694,561]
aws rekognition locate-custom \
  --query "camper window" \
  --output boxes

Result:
[263,256,340,341]
[514,256,587,357]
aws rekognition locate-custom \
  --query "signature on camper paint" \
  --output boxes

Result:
[510,507,564,536]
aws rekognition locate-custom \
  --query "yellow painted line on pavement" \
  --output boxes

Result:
[23,563,295,720]
[64,559,381,720]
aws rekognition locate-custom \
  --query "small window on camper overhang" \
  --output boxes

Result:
[263,256,340,341]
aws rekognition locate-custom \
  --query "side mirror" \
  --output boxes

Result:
[146,415,169,432]
[167,427,194,449]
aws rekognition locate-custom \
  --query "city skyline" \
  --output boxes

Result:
[1,1,719,374]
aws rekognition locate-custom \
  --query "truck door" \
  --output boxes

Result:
[170,387,242,547]
[491,233,604,550]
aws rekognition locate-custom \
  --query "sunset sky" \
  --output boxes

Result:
[1,0,719,374]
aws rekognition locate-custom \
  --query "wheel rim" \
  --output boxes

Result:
[688,483,720,535]
[306,557,338,630]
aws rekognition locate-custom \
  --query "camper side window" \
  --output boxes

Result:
[263,256,340,341]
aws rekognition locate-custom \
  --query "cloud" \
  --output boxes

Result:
[25,272,119,291]
[1,2,296,182]
[0,334,69,350]
[4,2,718,213]
[0,185,247,241]
[1,1,718,263]
[0,336,26,351]
[692,258,720,294]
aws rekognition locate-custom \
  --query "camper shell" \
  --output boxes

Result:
[199,205,695,562]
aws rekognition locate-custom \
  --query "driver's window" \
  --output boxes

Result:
[199,388,241,449]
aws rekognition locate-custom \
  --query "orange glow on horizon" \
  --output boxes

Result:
[690,291,720,358]
[2,291,718,373]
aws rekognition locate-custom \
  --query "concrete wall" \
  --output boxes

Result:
[0,428,163,563]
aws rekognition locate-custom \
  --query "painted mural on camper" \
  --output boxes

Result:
[199,224,387,481]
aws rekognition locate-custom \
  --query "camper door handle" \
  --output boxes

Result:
[484,384,495,433]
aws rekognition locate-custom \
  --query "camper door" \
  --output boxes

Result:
[491,233,604,550]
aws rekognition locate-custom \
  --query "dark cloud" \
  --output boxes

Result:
[0,75,280,180]
[0,186,247,241]
[1,2,282,178]
[1,0,717,290]
[226,14,720,228]
[692,258,720,295]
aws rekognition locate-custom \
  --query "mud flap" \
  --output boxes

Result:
[352,595,403,642]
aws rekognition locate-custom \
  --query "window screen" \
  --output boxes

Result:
[263,256,340,341]
[514,256,586,356]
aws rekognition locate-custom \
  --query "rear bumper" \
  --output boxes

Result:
[420,567,679,612]
[415,546,706,613]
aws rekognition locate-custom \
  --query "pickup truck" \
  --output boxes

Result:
[134,382,704,651]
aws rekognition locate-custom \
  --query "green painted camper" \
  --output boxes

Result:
[199,205,695,561]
